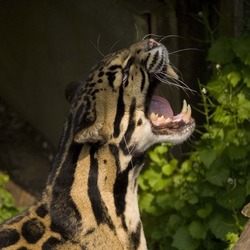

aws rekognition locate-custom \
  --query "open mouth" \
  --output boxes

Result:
[143,38,195,134]
[148,96,193,131]
[146,56,194,132]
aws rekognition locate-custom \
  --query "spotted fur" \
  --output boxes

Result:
[0,39,195,249]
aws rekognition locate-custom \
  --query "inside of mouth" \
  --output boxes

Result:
[148,95,174,127]
[149,96,173,118]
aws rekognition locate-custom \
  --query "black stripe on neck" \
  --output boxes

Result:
[113,161,133,219]
[113,85,125,138]
[130,221,142,249]
[88,146,115,231]
[50,143,83,239]
[49,113,73,183]
[139,67,146,92]
[119,98,136,155]
[109,144,121,173]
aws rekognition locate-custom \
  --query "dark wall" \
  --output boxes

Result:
[0,0,143,146]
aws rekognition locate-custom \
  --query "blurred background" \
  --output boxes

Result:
[0,0,249,249]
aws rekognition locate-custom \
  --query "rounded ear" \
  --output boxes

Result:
[65,81,106,145]
[65,81,82,104]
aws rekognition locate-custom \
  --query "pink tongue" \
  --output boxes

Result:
[149,96,173,118]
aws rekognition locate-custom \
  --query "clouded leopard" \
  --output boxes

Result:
[0,38,195,249]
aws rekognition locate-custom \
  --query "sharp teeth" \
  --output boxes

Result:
[183,104,192,122]
[166,66,178,79]
[150,113,159,120]
[187,104,192,118]
[181,99,188,114]
[166,117,172,123]
[158,115,165,121]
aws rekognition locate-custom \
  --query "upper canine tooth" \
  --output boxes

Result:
[181,100,188,114]
[183,104,192,122]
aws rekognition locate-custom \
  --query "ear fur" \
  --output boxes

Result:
[66,81,107,145]
[65,81,82,104]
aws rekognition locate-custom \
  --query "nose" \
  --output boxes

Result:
[149,38,160,49]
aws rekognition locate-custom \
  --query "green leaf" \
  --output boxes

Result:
[226,232,239,250]
[197,203,213,219]
[167,214,183,230]
[209,213,237,240]
[152,178,170,192]
[232,37,250,66]
[138,176,149,191]
[242,68,250,87]
[198,149,217,168]
[162,163,175,176]
[207,37,234,64]
[155,145,168,155]
[0,174,9,186]
[172,226,200,250]
[227,72,241,87]
[216,186,246,210]
[148,150,161,163]
[189,221,207,239]
[139,193,156,214]
[227,144,247,160]
[206,165,230,186]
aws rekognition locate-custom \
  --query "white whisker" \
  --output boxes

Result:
[134,23,139,41]
[123,136,134,168]
[169,48,203,55]
[154,72,196,97]
[169,62,184,80]
[141,34,164,41]
[159,34,185,43]
[109,40,121,52]
[91,34,105,58]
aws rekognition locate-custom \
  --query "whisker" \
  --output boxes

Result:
[134,23,139,41]
[123,136,134,168]
[109,40,121,52]
[159,34,185,43]
[169,48,203,55]
[91,34,105,58]
[96,34,104,56]
[154,72,196,96]
[141,34,164,41]
[164,75,196,95]
[169,62,184,81]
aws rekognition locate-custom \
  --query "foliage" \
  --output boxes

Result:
[0,173,20,223]
[139,35,250,249]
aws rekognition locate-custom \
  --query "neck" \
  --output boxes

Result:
[44,137,145,243]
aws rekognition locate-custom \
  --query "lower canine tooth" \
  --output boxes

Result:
[187,104,192,117]
[150,113,159,120]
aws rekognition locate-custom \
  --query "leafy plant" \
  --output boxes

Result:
[0,173,20,223]
[139,35,250,249]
